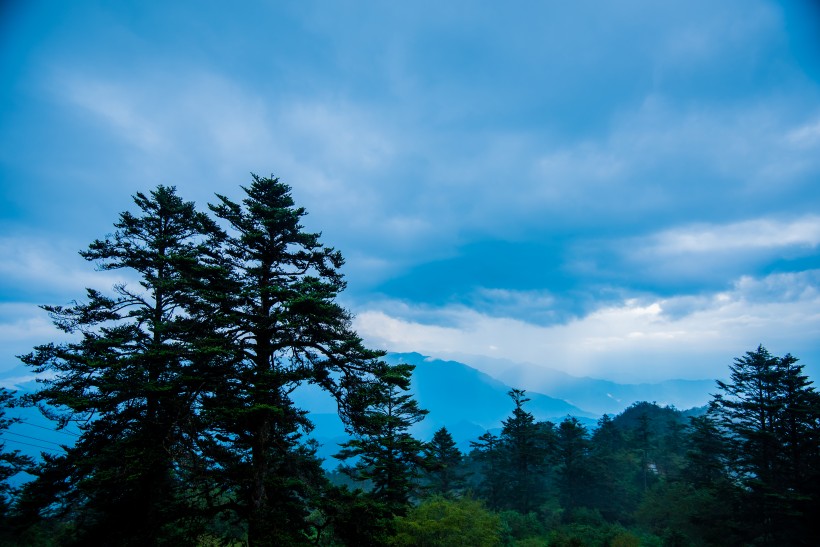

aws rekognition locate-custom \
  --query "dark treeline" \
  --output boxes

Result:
[0,178,819,546]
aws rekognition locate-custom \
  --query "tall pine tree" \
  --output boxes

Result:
[711,345,820,545]
[19,186,223,544]
[335,362,428,517]
[423,427,467,498]
[202,175,389,545]
[498,389,553,514]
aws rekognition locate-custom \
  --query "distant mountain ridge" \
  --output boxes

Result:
[387,352,595,428]
[433,353,717,415]
[3,352,716,468]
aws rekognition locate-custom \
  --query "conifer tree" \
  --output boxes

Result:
[424,427,467,498]
[586,413,635,521]
[19,186,224,544]
[555,416,591,512]
[0,389,34,522]
[682,415,728,488]
[201,175,390,545]
[710,345,820,544]
[498,389,553,513]
[335,362,428,517]
[469,432,505,510]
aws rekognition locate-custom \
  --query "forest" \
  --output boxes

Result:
[1,176,819,546]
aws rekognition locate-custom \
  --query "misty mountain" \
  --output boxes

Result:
[444,353,716,415]
[298,352,597,459]
[4,352,715,469]
[386,352,596,434]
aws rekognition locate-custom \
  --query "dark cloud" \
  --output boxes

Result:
[2,0,820,380]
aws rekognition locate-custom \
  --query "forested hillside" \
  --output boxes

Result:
[1,181,819,546]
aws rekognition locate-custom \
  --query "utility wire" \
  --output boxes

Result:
[3,431,66,447]
[18,422,81,438]
[0,437,63,454]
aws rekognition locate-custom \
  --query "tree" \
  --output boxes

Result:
[0,389,34,521]
[682,415,728,488]
[555,416,591,513]
[18,186,224,544]
[497,389,553,513]
[710,345,820,545]
[336,362,428,517]
[390,496,502,546]
[200,175,391,545]
[424,427,467,498]
[468,432,505,510]
[586,414,637,521]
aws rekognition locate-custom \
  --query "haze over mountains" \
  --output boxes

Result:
[4,351,716,467]
[423,353,718,416]
[388,352,713,419]
[297,352,715,459]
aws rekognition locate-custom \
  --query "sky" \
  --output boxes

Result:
[2,0,820,385]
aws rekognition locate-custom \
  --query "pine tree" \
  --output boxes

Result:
[0,389,34,522]
[710,345,820,544]
[424,427,467,498]
[586,413,636,521]
[335,362,428,517]
[555,416,591,512]
[19,186,224,544]
[202,175,389,545]
[469,432,505,510]
[682,415,728,488]
[497,389,553,513]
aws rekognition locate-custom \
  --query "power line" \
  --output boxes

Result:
[18,422,81,438]
[0,437,63,454]
[3,431,66,447]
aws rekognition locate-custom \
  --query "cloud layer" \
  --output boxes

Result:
[2,0,820,383]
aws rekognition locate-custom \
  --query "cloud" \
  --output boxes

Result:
[353,270,820,382]
[0,236,136,302]
[4,0,820,389]
[0,303,73,374]
[579,215,820,289]
[647,216,820,254]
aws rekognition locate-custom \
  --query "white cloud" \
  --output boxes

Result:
[0,236,135,297]
[787,117,820,148]
[353,271,820,382]
[642,216,820,255]
[61,76,166,151]
[0,303,75,374]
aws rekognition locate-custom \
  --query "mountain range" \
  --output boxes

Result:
[440,353,718,415]
[301,352,714,459]
[3,352,716,468]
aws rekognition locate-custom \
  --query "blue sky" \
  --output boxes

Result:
[2,0,820,384]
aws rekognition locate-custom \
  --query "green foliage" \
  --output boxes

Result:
[469,390,555,513]
[497,510,546,543]
[0,389,35,543]
[585,414,640,522]
[711,345,820,544]
[0,389,33,508]
[336,362,428,516]
[18,185,222,544]
[423,427,468,498]
[555,417,592,512]
[312,485,394,546]
[469,431,505,509]
[13,177,416,545]
[199,175,393,544]
[390,496,502,546]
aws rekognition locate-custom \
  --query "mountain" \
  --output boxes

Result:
[386,352,595,434]
[3,352,714,469]
[444,354,716,415]
[299,352,597,458]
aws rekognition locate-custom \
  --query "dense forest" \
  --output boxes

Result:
[1,177,819,546]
